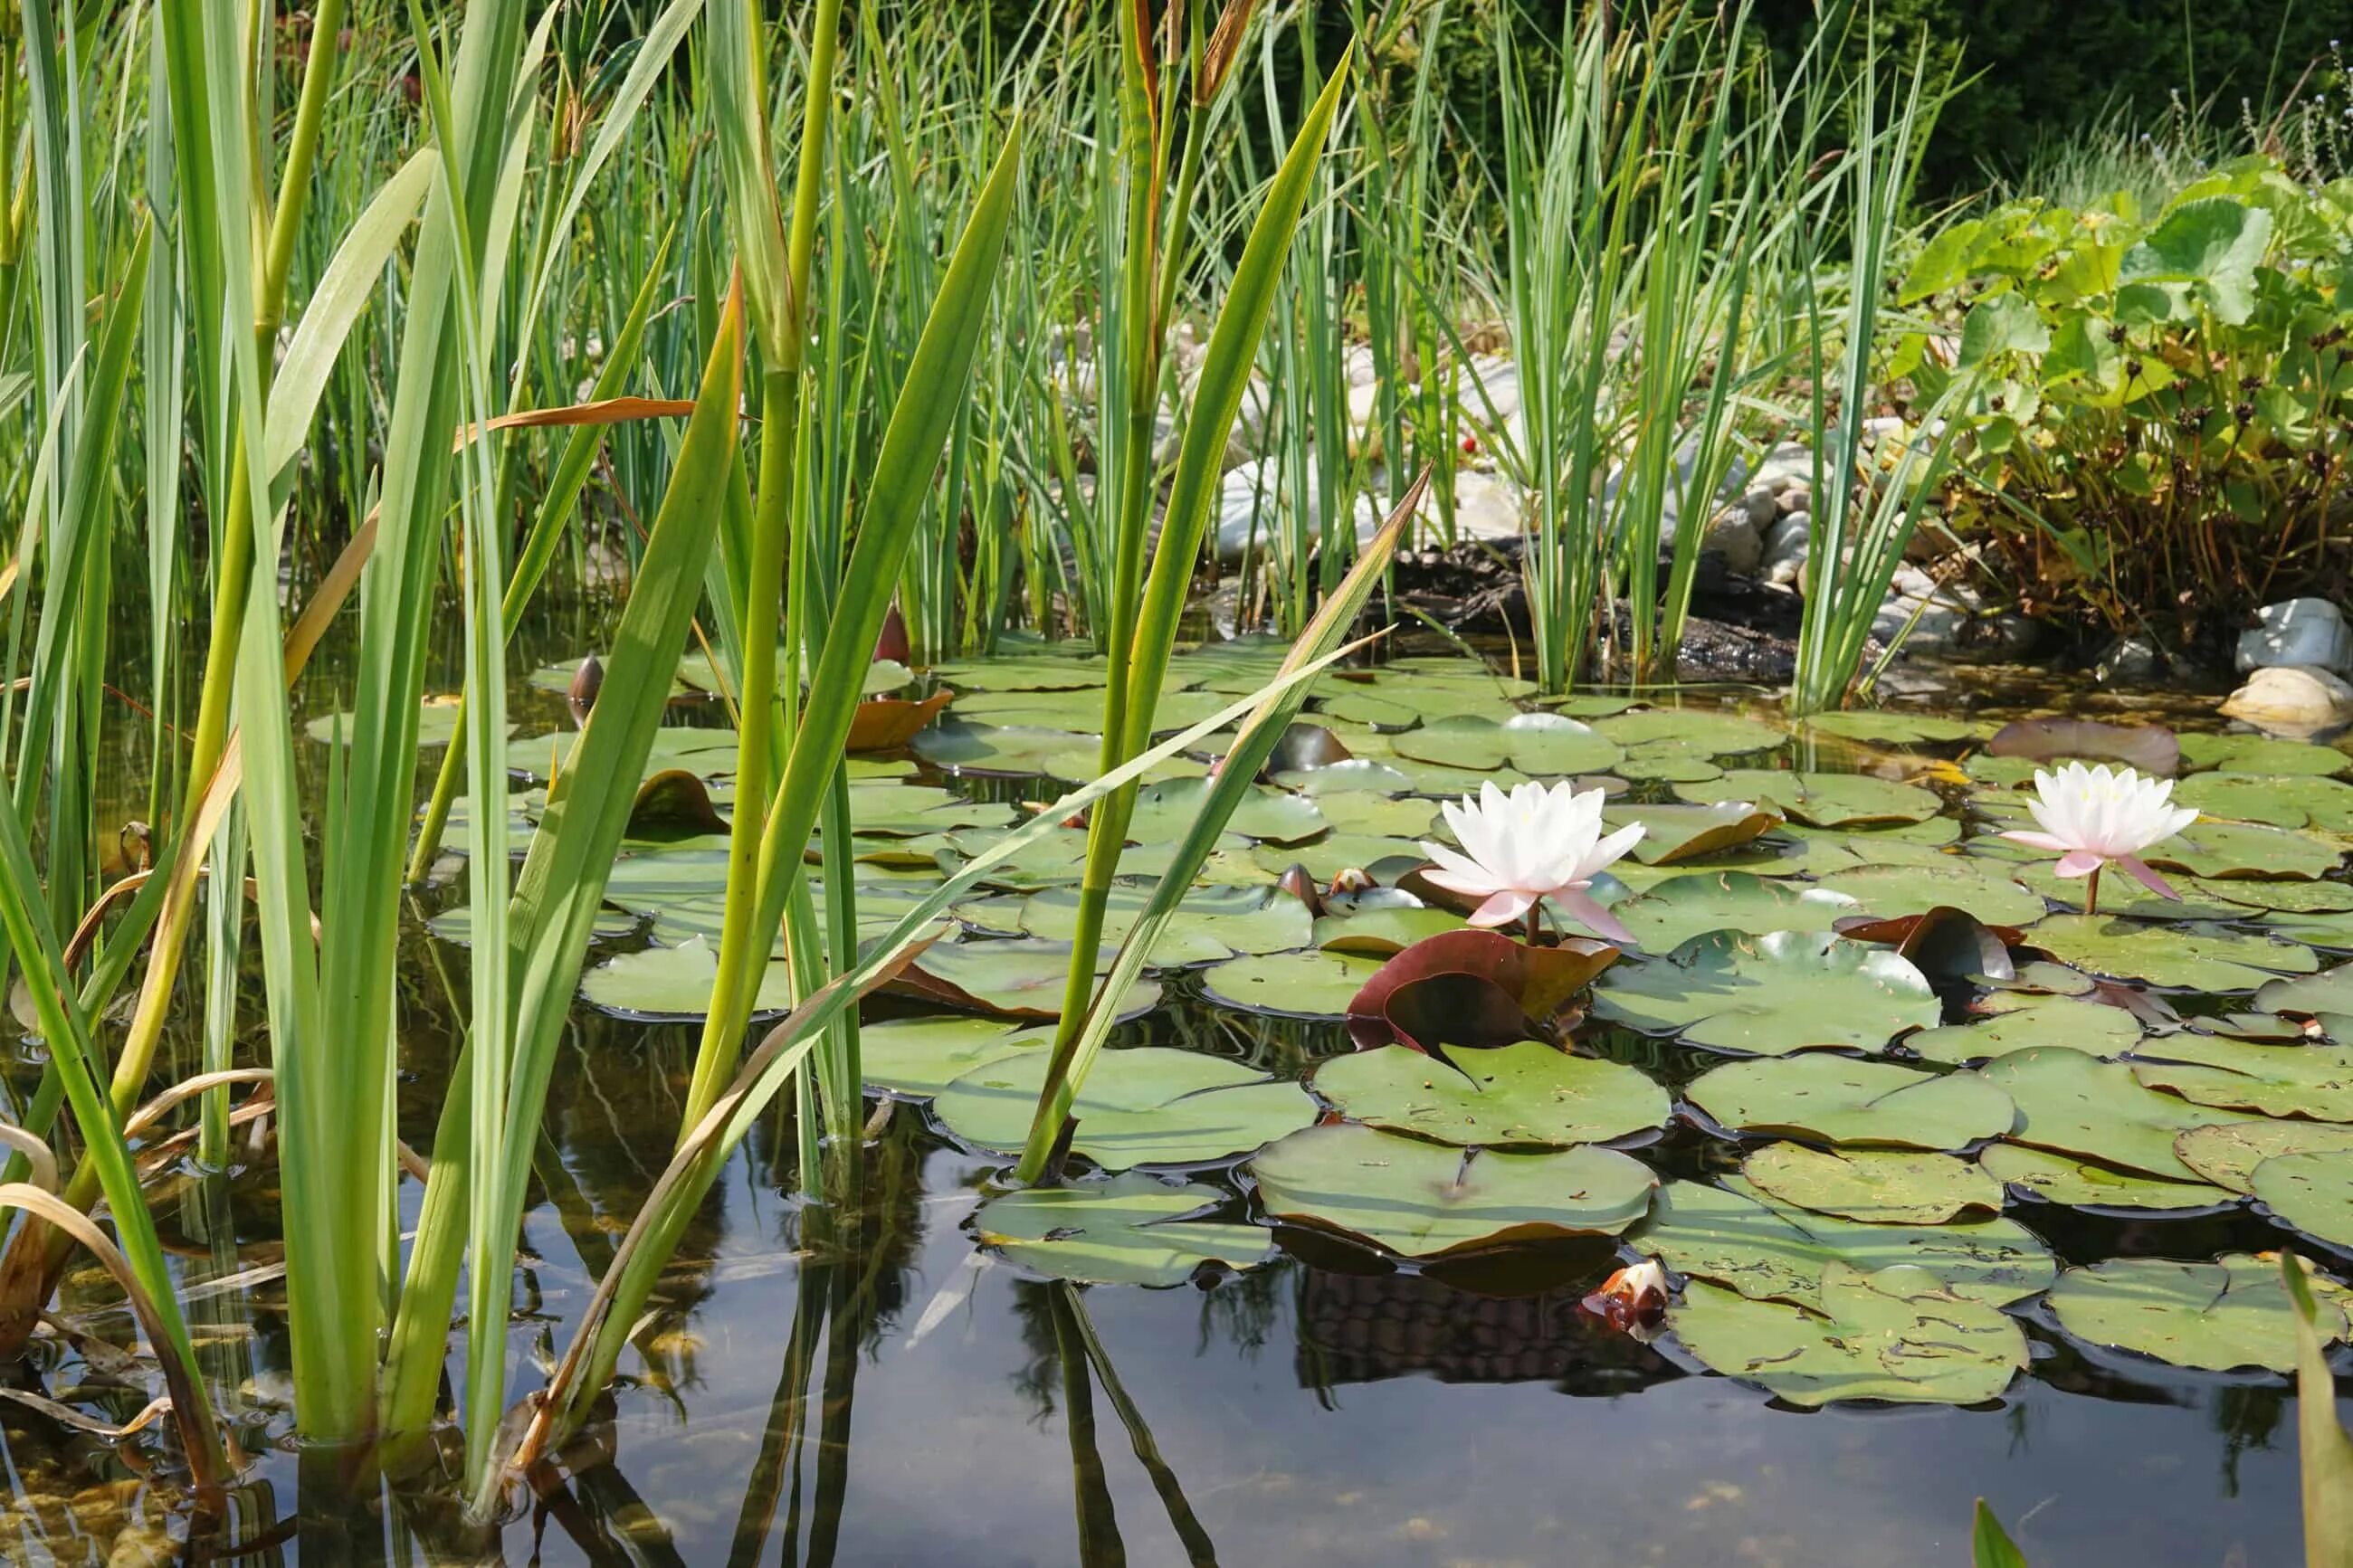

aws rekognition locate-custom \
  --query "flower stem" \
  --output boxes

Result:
[2085,864,2102,918]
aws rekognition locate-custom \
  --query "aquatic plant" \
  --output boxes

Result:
[1418,779,1643,942]
[1999,763,2201,914]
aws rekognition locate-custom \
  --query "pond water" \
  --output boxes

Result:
[14,599,2352,1565]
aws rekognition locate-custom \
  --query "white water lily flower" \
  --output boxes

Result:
[1999,761,2198,906]
[1419,780,1643,944]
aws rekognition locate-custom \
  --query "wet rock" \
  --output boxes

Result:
[1443,469,1524,544]
[1760,513,1810,590]
[2220,664,2353,735]
[2236,597,2353,675]
[1211,456,1380,565]
[2096,635,2168,687]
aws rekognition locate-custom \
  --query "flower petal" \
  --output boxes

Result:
[1553,888,1636,947]
[1466,889,1537,927]
[2116,855,2183,901]
[2054,849,2107,879]
[1999,830,2071,853]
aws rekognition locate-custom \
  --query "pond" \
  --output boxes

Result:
[15,604,2353,1566]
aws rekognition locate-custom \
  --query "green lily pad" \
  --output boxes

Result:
[910,721,1096,777]
[935,1046,1316,1170]
[1904,996,2143,1066]
[1251,834,1427,884]
[1594,709,1786,755]
[2175,772,2353,832]
[1742,1144,2002,1223]
[1312,906,1469,955]
[972,1174,1275,1286]
[1639,1177,2056,1309]
[506,724,739,783]
[1129,778,1329,845]
[1609,871,1860,953]
[307,698,497,751]
[843,782,1016,836]
[1820,860,2049,927]
[2177,732,2351,777]
[1672,1263,2028,1407]
[1388,714,1624,776]
[949,687,1229,735]
[1197,949,1383,1018]
[1310,1041,1670,1147]
[2253,908,2353,948]
[1605,803,1784,865]
[2253,1151,2353,1250]
[859,1016,1052,1097]
[1977,1143,2230,1210]
[1686,1056,2016,1149]
[2177,1120,2353,1193]
[1687,770,1943,827]
[959,885,1313,967]
[1592,930,1941,1057]
[933,652,1110,691]
[1311,793,1440,839]
[1614,741,1726,784]
[2258,962,2353,1017]
[2027,915,2319,990]
[1247,1123,1657,1259]
[1315,681,1524,728]
[578,937,793,1020]
[2127,1036,2353,1121]
[900,938,1163,1020]
[2048,1253,2351,1373]
[1974,1048,2254,1181]
[1275,758,1416,796]
[2148,821,2343,880]
[1801,713,1982,745]
[1765,819,1966,876]
[2187,876,2353,915]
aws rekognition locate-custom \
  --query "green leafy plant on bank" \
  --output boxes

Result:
[1900,154,2353,648]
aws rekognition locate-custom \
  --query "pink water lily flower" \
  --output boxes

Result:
[1999,761,2198,914]
[1419,780,1644,944]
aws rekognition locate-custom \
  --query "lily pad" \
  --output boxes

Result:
[2177,732,2350,777]
[1686,1056,2016,1150]
[859,1016,1052,1097]
[1594,709,1786,755]
[1247,1123,1657,1259]
[972,1174,1275,1286]
[1608,872,1860,953]
[1904,996,2143,1065]
[1765,818,1966,876]
[1592,930,1941,1057]
[1312,906,1469,955]
[2026,915,2319,990]
[1688,770,1943,827]
[1275,758,1416,796]
[2177,1120,2353,1193]
[2047,1253,2350,1373]
[1821,861,2048,927]
[577,936,792,1019]
[896,938,1163,1020]
[1978,1144,2230,1211]
[1605,802,1784,865]
[1388,713,1624,777]
[2175,772,2353,832]
[959,885,1313,967]
[1639,1177,2056,1308]
[844,782,1016,836]
[2127,1036,2353,1121]
[1129,778,1328,845]
[1802,712,1982,745]
[1974,1048,2254,1181]
[506,724,739,783]
[2253,1151,2353,1250]
[910,721,1097,778]
[1742,1144,2002,1223]
[1198,949,1384,1018]
[1310,1041,1669,1147]
[935,1046,1317,1170]
[2148,820,2342,880]
[1672,1264,2027,1407]
[2258,962,2353,1017]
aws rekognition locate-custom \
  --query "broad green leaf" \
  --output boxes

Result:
[1975,1048,2255,1181]
[2254,1151,2353,1250]
[1978,1144,2228,1211]
[2027,915,2318,990]
[1311,1041,1669,1147]
[2176,1120,2353,1193]
[1743,1144,2002,1224]
[1609,871,1859,953]
[1688,1055,2016,1149]
[1593,931,1941,1056]
[935,1047,1314,1170]
[2049,1253,2348,1373]
[1249,1123,1656,1258]
[1673,1264,2027,1407]
[1199,948,1382,1017]
[974,1174,1273,1286]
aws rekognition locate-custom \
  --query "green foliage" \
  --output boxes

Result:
[1901,155,2353,642]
